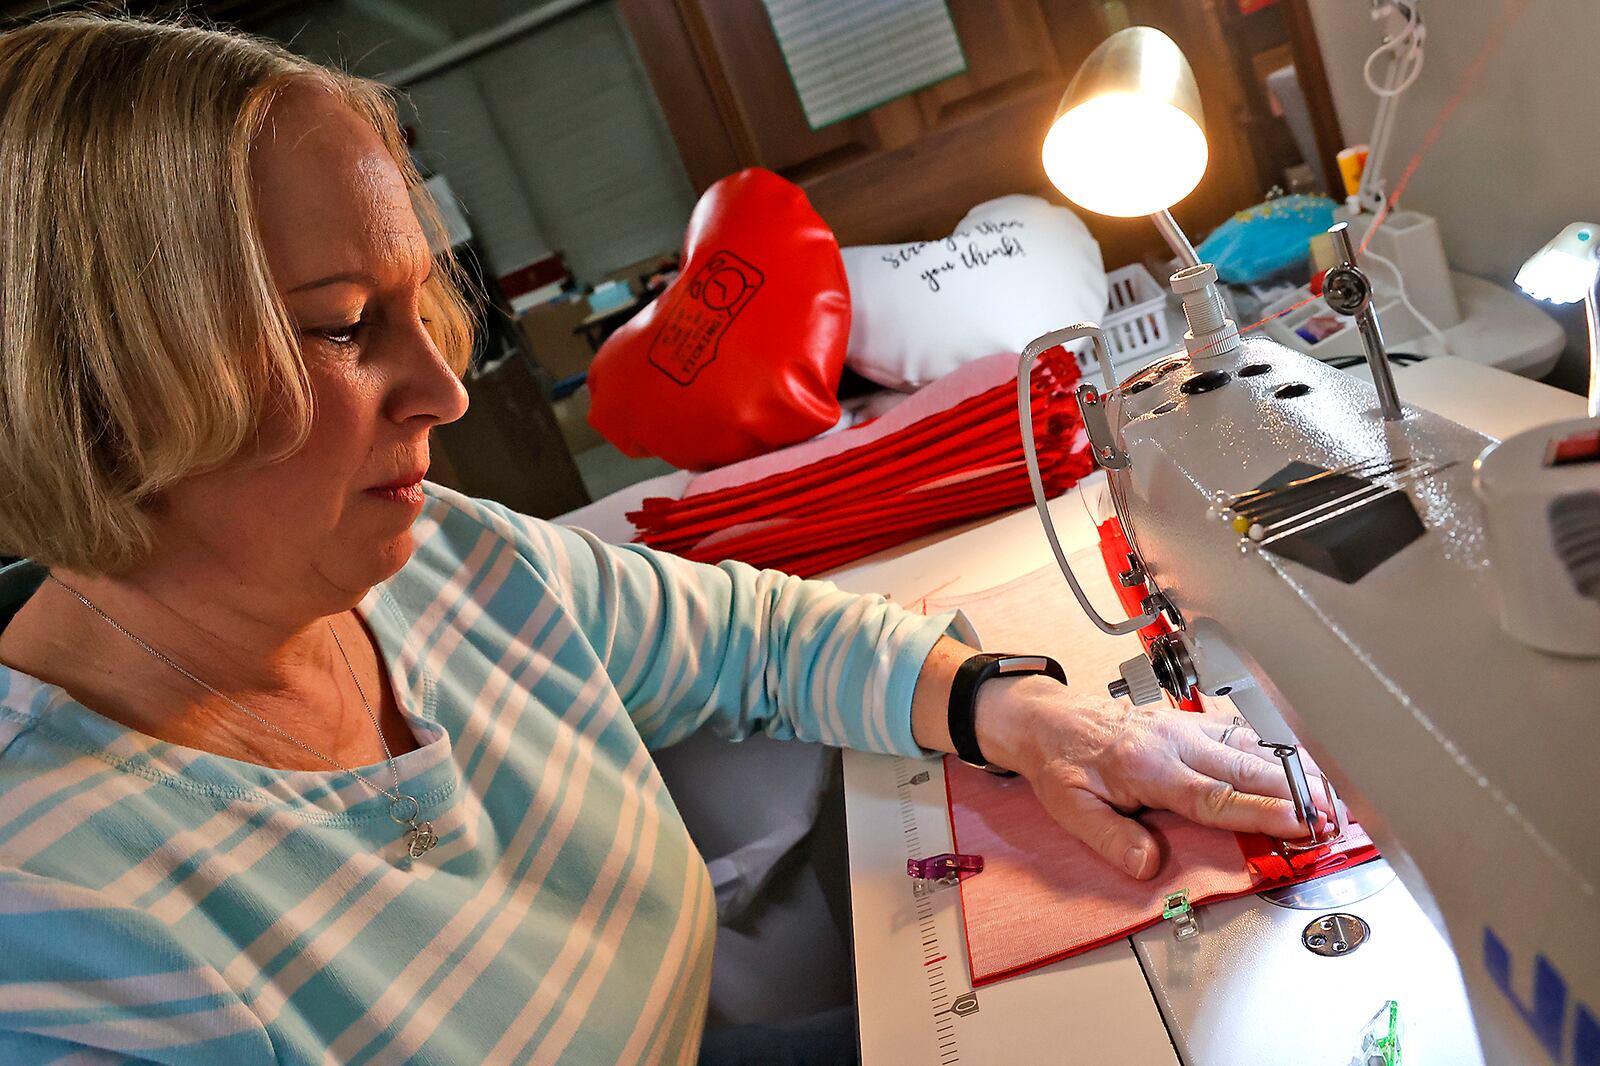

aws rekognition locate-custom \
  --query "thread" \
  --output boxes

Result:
[1360,0,1537,255]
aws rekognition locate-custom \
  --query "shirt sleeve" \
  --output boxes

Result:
[461,497,968,754]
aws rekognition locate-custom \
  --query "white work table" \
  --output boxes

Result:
[821,356,1585,1065]
[828,483,1182,1065]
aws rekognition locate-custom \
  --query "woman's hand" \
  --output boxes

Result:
[909,638,1332,881]
[975,674,1330,879]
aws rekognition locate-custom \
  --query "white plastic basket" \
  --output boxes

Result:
[1102,263,1170,362]
[1259,282,1405,361]
[1067,263,1173,379]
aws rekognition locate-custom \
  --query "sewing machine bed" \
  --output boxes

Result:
[831,485,1485,1065]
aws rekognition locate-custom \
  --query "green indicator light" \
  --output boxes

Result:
[1580,230,1592,241]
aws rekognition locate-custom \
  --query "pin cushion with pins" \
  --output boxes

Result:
[1231,461,1428,583]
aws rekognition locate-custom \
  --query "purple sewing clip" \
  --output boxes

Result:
[906,852,985,885]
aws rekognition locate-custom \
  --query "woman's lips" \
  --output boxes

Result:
[367,475,425,506]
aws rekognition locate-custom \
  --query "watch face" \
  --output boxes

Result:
[997,655,1055,675]
[951,655,1065,773]
[993,655,1067,685]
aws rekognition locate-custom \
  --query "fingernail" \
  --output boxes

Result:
[1123,843,1151,875]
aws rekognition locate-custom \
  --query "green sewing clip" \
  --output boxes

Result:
[1349,999,1403,1066]
[1161,889,1199,940]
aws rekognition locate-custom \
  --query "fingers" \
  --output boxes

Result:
[1182,740,1300,803]
[1199,715,1322,773]
[1197,715,1265,754]
[1157,764,1318,839]
[1035,785,1162,880]
[1183,741,1339,828]
[1191,719,1338,820]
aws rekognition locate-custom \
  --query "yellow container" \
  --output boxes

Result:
[1337,145,1370,198]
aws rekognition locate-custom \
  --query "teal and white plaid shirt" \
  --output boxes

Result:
[0,484,955,1064]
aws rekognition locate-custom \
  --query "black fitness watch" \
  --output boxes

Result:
[947,652,1066,775]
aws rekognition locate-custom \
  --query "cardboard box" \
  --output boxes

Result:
[603,252,679,295]
[517,298,593,381]
[432,348,590,518]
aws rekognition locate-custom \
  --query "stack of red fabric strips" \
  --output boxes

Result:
[626,349,1094,576]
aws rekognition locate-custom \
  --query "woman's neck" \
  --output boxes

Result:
[0,566,417,769]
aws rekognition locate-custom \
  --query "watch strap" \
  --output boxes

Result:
[947,653,1067,773]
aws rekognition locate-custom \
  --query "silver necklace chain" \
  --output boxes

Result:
[47,574,438,860]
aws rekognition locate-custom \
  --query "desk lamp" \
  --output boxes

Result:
[1041,26,1206,267]
[1515,222,1600,416]
[1022,26,1232,639]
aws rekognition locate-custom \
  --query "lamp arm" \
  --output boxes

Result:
[1018,326,1158,637]
[1358,1,1424,211]
[1150,209,1200,268]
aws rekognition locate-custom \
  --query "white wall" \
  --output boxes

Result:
[259,0,695,284]
[445,3,696,282]
[1308,0,1600,392]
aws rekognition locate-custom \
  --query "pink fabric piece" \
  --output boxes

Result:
[925,564,1375,986]
[945,763,1256,982]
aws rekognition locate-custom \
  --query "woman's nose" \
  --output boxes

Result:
[386,319,469,428]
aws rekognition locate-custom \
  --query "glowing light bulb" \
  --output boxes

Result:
[1041,27,1209,219]
[1042,93,1208,218]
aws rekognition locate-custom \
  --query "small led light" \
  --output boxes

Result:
[1515,223,1600,305]
[1517,222,1600,419]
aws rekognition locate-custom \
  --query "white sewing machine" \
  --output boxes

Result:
[1014,244,1600,1064]
[836,294,1597,1066]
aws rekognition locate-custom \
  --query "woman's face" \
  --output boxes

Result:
[143,87,468,612]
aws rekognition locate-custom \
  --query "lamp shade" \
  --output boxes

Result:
[1042,27,1208,218]
[1515,222,1599,304]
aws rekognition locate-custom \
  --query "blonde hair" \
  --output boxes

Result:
[0,14,474,574]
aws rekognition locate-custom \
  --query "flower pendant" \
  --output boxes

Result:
[405,820,438,859]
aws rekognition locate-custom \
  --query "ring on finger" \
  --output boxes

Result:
[1218,715,1248,746]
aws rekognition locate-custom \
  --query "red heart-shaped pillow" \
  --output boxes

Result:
[586,168,850,470]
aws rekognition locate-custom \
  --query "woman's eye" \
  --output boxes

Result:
[310,322,365,346]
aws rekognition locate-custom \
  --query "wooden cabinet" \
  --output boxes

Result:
[621,0,1341,271]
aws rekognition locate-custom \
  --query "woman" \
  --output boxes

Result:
[0,15,1320,1065]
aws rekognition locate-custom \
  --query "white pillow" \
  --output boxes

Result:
[841,195,1109,391]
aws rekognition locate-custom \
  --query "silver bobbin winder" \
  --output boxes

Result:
[1109,633,1196,705]
[1323,221,1404,420]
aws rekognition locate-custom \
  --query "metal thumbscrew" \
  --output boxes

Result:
[1322,267,1371,316]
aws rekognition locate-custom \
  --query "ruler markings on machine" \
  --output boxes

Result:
[892,755,967,1064]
